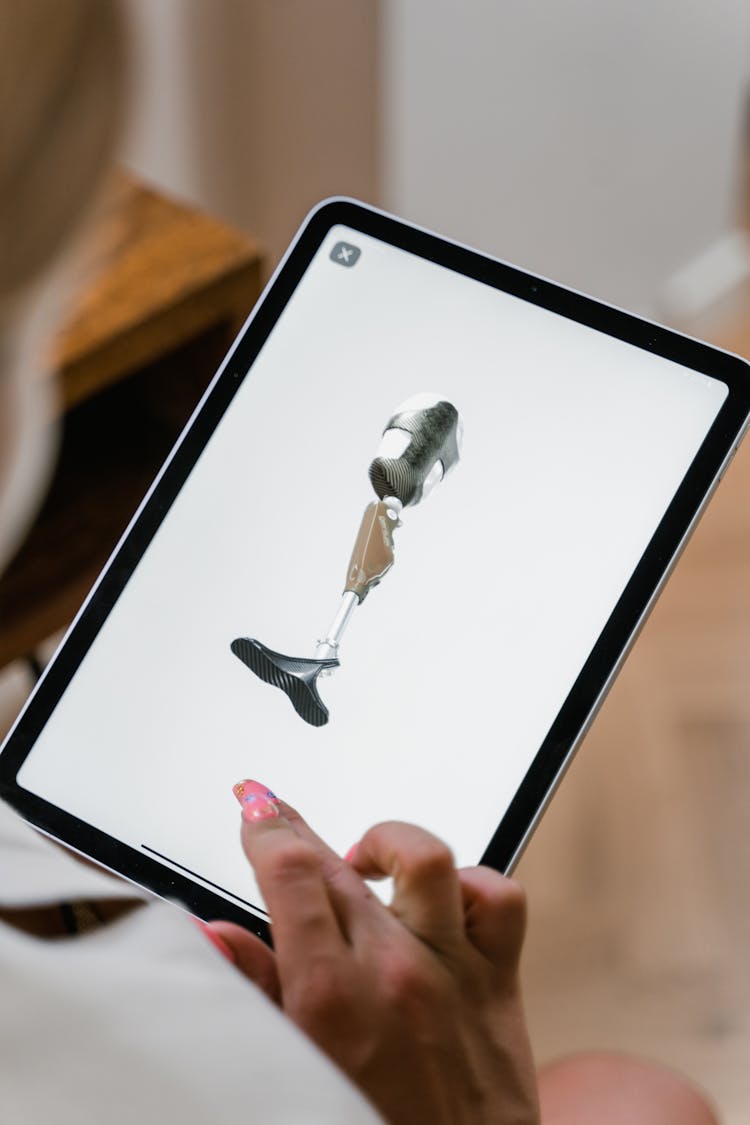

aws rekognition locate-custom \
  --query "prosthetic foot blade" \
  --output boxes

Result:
[230,638,338,727]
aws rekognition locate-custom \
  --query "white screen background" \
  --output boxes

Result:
[18,225,728,917]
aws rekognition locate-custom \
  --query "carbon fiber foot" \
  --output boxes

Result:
[230,637,338,727]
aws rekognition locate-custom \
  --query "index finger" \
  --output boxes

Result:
[235,780,392,946]
[234,780,347,967]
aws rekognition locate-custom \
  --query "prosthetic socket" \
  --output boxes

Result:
[231,394,462,726]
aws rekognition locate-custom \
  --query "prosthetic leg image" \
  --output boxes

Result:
[231,394,463,726]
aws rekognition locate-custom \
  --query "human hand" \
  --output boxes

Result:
[208,781,539,1125]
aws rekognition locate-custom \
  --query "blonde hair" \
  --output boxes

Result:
[0,0,126,571]
[0,0,127,314]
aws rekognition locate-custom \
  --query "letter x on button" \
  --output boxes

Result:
[330,241,361,267]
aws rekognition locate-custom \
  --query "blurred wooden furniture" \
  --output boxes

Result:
[0,172,264,668]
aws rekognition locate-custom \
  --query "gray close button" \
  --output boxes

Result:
[330,241,361,267]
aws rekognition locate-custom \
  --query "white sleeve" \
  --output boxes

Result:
[0,803,382,1124]
[0,903,383,1125]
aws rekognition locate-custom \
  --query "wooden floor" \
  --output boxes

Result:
[1,294,749,1124]
[518,308,750,1123]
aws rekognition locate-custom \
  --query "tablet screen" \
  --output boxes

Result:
[9,221,734,921]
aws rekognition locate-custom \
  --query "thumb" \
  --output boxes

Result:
[201,919,282,1005]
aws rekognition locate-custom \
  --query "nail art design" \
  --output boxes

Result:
[232,779,280,822]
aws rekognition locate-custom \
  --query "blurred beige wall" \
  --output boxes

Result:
[383,1,750,316]
[124,0,379,270]
[123,1,749,312]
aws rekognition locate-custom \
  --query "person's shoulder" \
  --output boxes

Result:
[0,897,382,1124]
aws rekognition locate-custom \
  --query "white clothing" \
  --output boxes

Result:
[0,798,382,1124]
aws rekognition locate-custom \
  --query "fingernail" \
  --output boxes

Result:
[343,844,359,863]
[192,918,237,964]
[232,778,280,823]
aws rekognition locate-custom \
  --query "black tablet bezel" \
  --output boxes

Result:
[2,198,749,941]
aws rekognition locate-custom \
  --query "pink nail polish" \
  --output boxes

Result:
[343,844,359,863]
[232,778,280,822]
[192,918,237,964]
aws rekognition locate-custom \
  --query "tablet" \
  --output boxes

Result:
[1,199,748,943]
